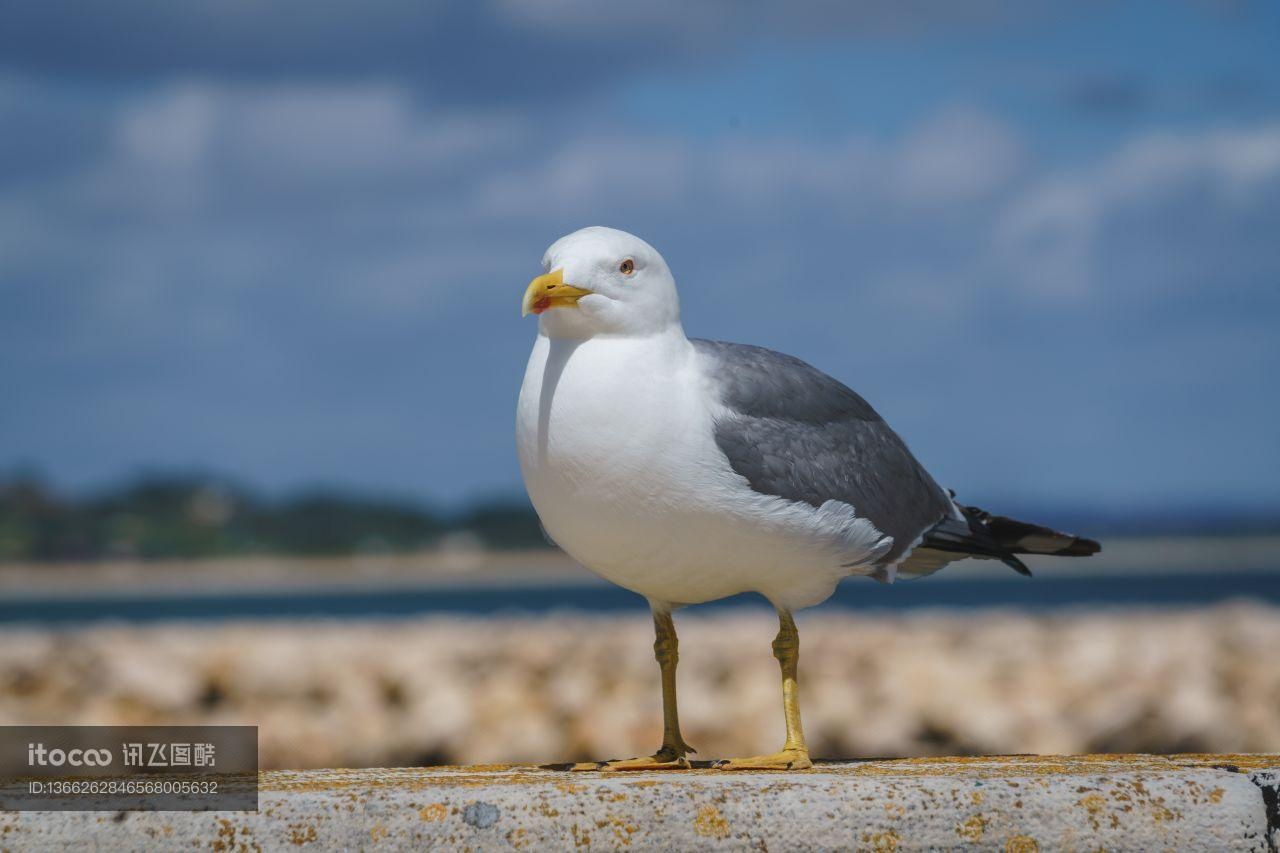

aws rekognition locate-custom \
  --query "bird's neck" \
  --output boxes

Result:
[536,285,686,339]
[538,322,694,377]
[538,316,689,346]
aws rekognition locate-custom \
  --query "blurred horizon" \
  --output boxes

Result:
[3,467,1278,565]
[3,1,1280,513]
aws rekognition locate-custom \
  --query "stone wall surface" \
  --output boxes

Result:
[2,754,1278,851]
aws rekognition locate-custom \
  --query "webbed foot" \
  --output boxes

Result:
[715,747,811,771]
[572,745,694,772]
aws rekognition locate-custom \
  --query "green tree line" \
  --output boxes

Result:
[0,473,549,562]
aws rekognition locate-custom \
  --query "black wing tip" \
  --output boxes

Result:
[1003,554,1033,577]
[1006,535,1098,572]
[958,503,1103,559]
[1060,536,1102,557]
[1023,533,1102,558]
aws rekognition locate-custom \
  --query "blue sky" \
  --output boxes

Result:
[2,1,1278,511]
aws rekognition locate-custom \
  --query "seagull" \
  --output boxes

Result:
[516,226,1099,771]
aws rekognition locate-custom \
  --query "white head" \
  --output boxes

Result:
[521,226,680,338]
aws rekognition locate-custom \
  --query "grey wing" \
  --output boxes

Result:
[692,339,954,568]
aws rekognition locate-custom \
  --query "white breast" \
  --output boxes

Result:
[516,329,892,610]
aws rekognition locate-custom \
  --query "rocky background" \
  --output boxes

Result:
[1,604,1277,768]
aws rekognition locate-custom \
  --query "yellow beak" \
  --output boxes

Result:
[521,268,592,317]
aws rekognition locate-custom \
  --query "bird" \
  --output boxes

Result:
[515,226,1100,771]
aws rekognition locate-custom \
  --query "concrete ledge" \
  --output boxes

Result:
[2,754,1277,851]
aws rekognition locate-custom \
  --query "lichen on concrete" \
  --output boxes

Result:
[1,754,1276,851]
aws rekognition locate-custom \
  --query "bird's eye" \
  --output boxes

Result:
[619,259,635,276]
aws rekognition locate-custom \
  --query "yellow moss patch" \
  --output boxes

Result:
[287,823,317,846]
[957,814,988,842]
[861,829,899,852]
[211,818,260,853]
[418,803,447,822]
[602,813,640,846]
[694,805,730,839]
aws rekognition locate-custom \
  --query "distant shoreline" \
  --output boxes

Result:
[0,535,1277,602]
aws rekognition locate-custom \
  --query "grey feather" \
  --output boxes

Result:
[693,339,953,567]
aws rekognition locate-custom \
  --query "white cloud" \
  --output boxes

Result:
[996,122,1280,299]
[9,78,1275,334]
[216,85,523,184]
[993,178,1098,300]
[0,80,543,360]
[470,135,693,218]
[1106,125,1280,201]
[893,105,1025,206]
[705,107,1024,211]
[464,106,1023,220]
[83,82,527,219]
[711,136,880,204]
[494,0,1053,42]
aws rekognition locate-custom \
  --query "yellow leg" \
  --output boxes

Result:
[574,608,695,771]
[717,610,812,771]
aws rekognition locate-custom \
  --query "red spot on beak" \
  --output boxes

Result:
[531,297,552,314]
